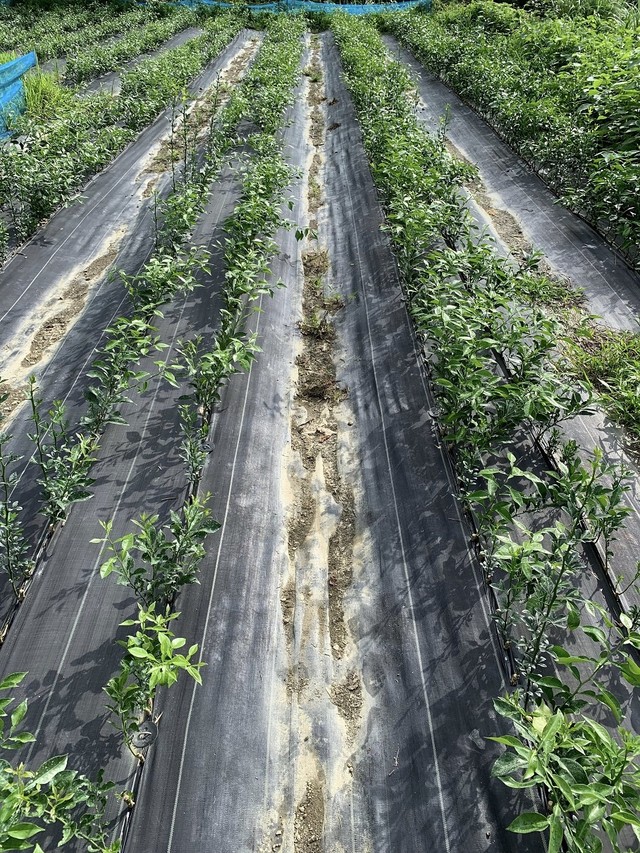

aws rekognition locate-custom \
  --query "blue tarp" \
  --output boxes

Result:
[192,0,424,12]
[0,51,37,138]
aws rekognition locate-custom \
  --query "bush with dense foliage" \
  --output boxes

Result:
[383,0,640,266]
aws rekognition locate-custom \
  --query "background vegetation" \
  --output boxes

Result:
[384,0,640,267]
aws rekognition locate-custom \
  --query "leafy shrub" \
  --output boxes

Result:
[384,2,640,266]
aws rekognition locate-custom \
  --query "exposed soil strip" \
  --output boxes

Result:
[455,143,532,260]
[445,137,580,298]
[143,34,262,188]
[21,240,121,370]
[0,229,125,424]
[329,668,363,739]
[287,38,358,665]
[281,36,362,853]
[294,777,325,853]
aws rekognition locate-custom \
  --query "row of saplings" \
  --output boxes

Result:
[0,4,158,61]
[0,17,304,852]
[331,13,640,853]
[0,12,245,262]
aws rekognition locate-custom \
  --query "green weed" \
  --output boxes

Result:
[569,322,640,442]
[22,68,65,121]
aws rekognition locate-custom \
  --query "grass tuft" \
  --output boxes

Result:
[23,67,65,121]
[568,322,640,442]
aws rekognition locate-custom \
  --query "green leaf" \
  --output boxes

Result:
[548,807,563,853]
[494,772,538,789]
[100,560,116,579]
[6,824,42,840]
[10,700,27,730]
[620,658,640,687]
[493,696,520,722]
[595,687,622,723]
[158,632,172,659]
[188,666,203,686]
[585,803,606,826]
[0,673,27,691]
[9,732,36,744]
[556,757,589,785]
[540,712,563,752]
[34,754,68,785]
[610,810,640,828]
[487,735,526,749]
[582,626,606,646]
[531,675,567,691]
[127,646,149,659]
[507,812,550,833]
[572,784,607,806]
[550,772,576,811]
[492,752,529,779]
[553,650,592,665]
[567,603,580,630]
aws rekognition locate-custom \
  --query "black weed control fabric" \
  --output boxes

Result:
[316,33,540,853]
[383,37,640,333]
[122,54,311,853]
[125,33,541,853]
[0,25,546,853]
[0,37,251,849]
